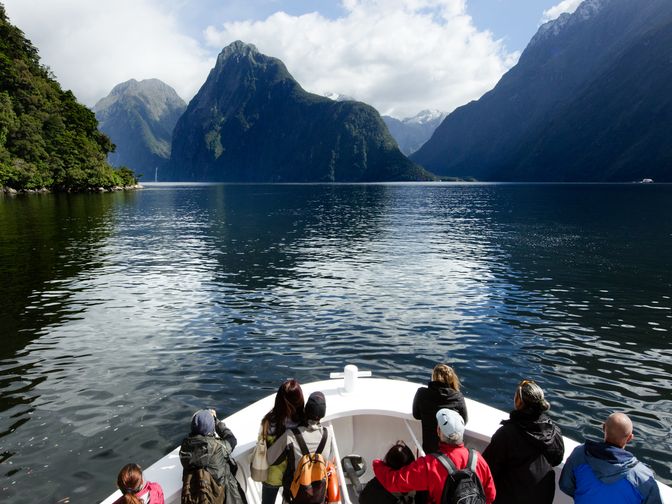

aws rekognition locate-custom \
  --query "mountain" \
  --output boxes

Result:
[382,110,445,155]
[94,79,186,180]
[0,5,135,191]
[412,0,672,182]
[165,41,432,182]
[324,92,356,102]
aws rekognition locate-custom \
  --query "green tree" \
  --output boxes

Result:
[0,3,137,191]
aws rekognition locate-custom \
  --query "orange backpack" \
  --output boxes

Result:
[288,427,329,504]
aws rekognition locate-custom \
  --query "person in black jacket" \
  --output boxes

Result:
[412,363,468,453]
[482,379,565,504]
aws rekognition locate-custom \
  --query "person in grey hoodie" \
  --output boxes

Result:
[266,391,333,502]
[482,379,564,504]
[559,412,661,504]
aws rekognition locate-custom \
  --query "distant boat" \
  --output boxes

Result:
[641,178,654,183]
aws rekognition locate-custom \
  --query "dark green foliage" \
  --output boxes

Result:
[0,4,137,191]
[166,41,433,182]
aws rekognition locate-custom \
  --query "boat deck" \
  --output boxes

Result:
[100,374,672,503]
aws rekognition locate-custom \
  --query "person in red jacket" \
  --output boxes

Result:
[373,408,496,504]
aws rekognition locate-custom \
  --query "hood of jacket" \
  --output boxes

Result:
[583,440,640,484]
[180,434,217,469]
[504,409,561,450]
[427,381,463,406]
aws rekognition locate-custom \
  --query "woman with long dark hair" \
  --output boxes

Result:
[360,441,416,504]
[259,379,305,504]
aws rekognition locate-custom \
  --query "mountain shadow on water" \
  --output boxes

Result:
[165,41,433,182]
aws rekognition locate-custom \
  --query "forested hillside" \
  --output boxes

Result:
[0,4,136,191]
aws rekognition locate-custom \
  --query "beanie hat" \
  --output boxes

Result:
[305,392,326,421]
[436,408,465,439]
[191,409,216,435]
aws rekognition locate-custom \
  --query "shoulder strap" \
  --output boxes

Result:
[291,426,328,456]
[315,427,328,456]
[432,452,458,476]
[291,427,310,456]
[467,449,478,472]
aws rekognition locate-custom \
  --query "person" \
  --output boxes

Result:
[413,363,468,453]
[179,408,246,504]
[360,441,415,504]
[482,379,564,503]
[259,379,305,504]
[266,391,333,502]
[112,463,164,504]
[373,408,496,504]
[559,412,662,503]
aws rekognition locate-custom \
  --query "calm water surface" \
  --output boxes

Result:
[0,183,671,503]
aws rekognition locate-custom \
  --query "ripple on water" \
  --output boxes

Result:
[1,184,672,503]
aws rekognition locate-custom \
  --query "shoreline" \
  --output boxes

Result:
[1,183,143,195]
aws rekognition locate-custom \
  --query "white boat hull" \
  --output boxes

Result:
[101,372,672,503]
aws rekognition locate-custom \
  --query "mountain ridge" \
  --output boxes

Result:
[382,110,445,155]
[94,78,186,178]
[166,41,433,182]
[411,0,672,181]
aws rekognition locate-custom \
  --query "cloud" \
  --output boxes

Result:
[204,0,518,117]
[2,0,518,118]
[541,0,583,23]
[2,0,214,106]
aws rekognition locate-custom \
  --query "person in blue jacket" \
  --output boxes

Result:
[559,412,661,504]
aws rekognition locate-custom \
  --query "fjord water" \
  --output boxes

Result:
[1,183,670,503]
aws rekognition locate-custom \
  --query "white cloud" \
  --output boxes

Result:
[2,0,214,106]
[205,0,518,118]
[541,0,583,23]
[2,0,518,118]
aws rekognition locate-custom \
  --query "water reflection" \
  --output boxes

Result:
[0,183,670,503]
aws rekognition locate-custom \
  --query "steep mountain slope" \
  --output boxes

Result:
[382,110,445,155]
[166,41,432,182]
[94,79,186,179]
[412,0,672,181]
[0,5,135,191]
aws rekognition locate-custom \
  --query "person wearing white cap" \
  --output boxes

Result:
[373,408,496,504]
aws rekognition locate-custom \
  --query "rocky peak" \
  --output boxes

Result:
[216,40,260,65]
[94,78,185,120]
[406,109,445,125]
[531,0,607,47]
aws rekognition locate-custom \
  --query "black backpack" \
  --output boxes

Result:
[433,449,486,504]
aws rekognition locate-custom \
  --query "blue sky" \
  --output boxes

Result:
[3,0,583,117]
